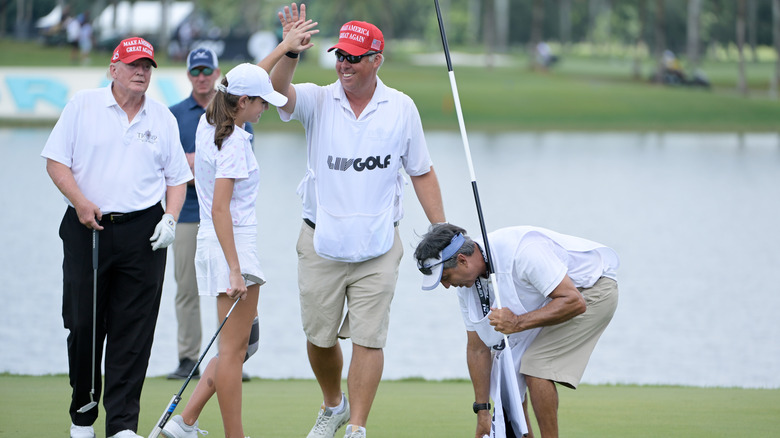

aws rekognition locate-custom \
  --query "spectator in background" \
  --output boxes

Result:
[78,12,93,65]
[66,12,81,63]
[535,41,558,70]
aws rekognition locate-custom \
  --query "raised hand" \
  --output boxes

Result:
[281,18,319,55]
[278,3,306,39]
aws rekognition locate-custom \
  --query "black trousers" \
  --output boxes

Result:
[61,204,166,436]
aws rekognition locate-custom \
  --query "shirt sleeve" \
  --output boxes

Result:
[41,96,79,166]
[162,111,193,186]
[399,95,432,177]
[277,82,320,123]
[516,237,568,298]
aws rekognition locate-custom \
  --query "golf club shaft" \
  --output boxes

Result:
[148,297,240,438]
[77,229,99,413]
[90,229,97,396]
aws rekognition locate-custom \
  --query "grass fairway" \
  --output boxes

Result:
[1,375,778,437]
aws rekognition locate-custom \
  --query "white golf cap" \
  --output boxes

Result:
[419,233,466,291]
[223,63,287,107]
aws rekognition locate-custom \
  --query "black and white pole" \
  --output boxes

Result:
[433,0,498,301]
[434,1,528,436]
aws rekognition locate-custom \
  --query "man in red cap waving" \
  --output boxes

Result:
[42,37,191,438]
[271,4,446,438]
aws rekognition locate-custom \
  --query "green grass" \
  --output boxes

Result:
[2,38,779,132]
[0,374,778,437]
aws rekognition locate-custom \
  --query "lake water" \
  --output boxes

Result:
[1,128,778,389]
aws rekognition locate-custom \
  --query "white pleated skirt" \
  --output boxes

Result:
[195,224,266,297]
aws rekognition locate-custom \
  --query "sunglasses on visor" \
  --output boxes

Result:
[335,51,380,64]
[189,67,214,76]
[417,257,452,275]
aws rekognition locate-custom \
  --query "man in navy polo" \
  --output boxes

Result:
[167,48,255,380]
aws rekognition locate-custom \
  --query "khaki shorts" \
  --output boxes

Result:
[297,221,403,349]
[519,276,618,389]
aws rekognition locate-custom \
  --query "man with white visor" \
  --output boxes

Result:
[414,223,619,438]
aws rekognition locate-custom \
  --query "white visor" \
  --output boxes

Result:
[419,233,465,291]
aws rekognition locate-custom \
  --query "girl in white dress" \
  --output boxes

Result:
[162,16,318,438]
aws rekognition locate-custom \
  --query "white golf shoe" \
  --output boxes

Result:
[108,430,143,438]
[306,395,350,438]
[161,415,208,438]
[343,425,366,438]
[70,424,95,438]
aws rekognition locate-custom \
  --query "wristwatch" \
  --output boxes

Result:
[473,402,491,414]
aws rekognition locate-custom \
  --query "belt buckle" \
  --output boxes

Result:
[110,213,124,223]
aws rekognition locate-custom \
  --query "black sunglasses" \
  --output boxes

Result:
[189,67,214,76]
[335,51,380,64]
[417,257,452,275]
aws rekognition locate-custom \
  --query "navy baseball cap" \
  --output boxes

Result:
[186,47,218,70]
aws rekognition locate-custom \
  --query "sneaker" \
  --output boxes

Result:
[108,431,142,438]
[167,358,200,380]
[161,415,208,438]
[344,425,366,438]
[70,424,95,438]
[306,395,350,438]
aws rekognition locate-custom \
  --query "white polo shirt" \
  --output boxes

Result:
[278,77,432,224]
[457,226,620,347]
[42,85,192,213]
[193,115,259,228]
[278,77,433,261]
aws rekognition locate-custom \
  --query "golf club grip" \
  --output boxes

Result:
[148,394,180,438]
[92,229,98,269]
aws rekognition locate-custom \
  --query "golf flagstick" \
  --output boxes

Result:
[148,297,241,438]
[433,1,528,436]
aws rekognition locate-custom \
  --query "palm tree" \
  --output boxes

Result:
[736,0,747,96]
[559,0,572,51]
[772,0,780,99]
[654,0,666,83]
[686,0,702,71]
[633,0,647,80]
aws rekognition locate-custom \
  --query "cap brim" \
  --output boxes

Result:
[261,90,288,107]
[420,260,444,291]
[327,42,370,56]
[119,54,157,68]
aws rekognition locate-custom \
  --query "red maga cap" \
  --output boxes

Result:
[328,21,384,56]
[111,37,157,67]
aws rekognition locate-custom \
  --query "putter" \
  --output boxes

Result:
[77,229,99,413]
[148,296,242,438]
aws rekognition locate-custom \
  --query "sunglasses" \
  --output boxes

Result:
[335,51,380,64]
[189,67,214,76]
[418,258,447,276]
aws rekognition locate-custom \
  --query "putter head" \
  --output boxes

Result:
[77,400,97,413]
[242,273,265,286]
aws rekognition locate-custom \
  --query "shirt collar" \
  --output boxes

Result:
[331,76,389,111]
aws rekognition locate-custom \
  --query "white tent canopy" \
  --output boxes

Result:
[96,1,194,38]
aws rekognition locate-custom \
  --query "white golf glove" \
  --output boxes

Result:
[150,213,176,251]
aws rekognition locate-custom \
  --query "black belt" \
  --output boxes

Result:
[304,218,398,229]
[103,204,159,224]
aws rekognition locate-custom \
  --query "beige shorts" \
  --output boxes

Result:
[297,221,403,349]
[519,276,618,389]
